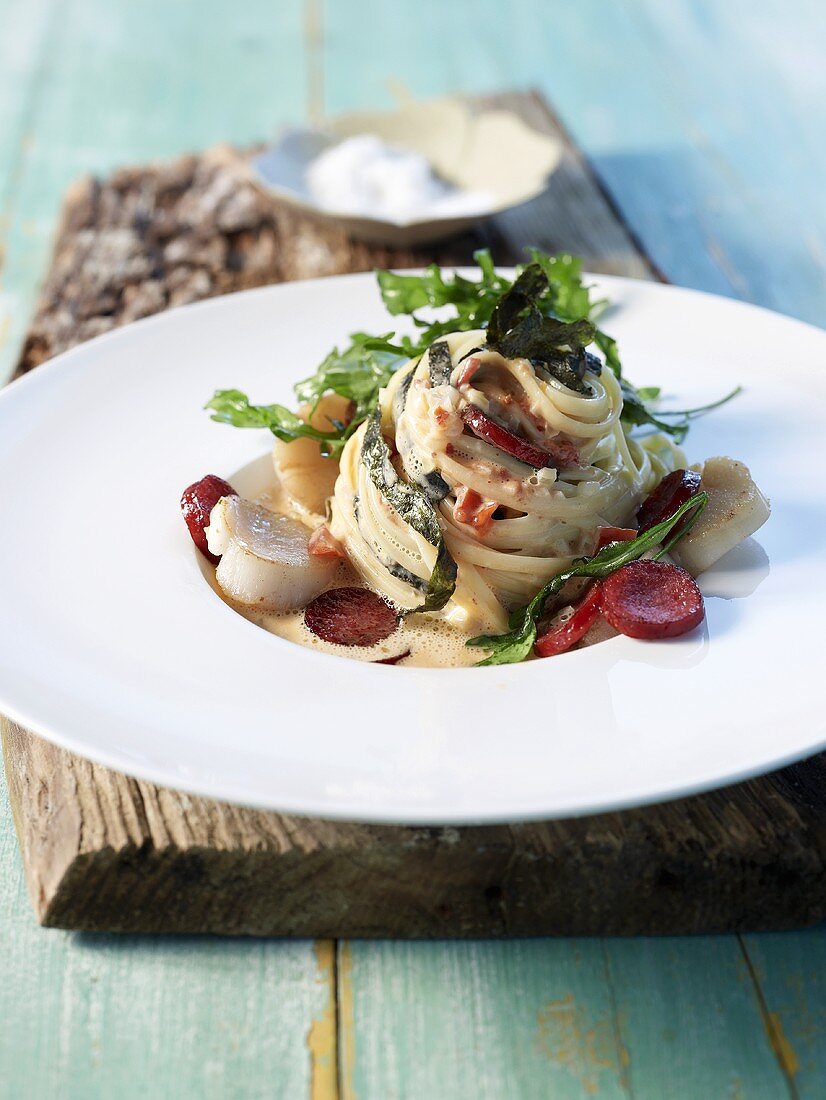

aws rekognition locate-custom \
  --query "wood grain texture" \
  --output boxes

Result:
[340,937,793,1099]
[5,91,826,943]
[0,772,334,1100]
[322,0,826,328]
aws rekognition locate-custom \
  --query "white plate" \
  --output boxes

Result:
[0,273,824,823]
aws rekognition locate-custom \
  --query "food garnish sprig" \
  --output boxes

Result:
[205,250,738,453]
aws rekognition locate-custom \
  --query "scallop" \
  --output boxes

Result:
[674,456,771,575]
[206,495,337,611]
[272,393,351,517]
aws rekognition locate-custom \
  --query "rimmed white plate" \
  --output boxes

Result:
[0,272,824,823]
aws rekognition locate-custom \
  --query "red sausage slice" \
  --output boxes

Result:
[600,559,704,640]
[181,474,238,563]
[535,583,603,658]
[637,469,701,534]
[461,405,579,469]
[305,587,399,647]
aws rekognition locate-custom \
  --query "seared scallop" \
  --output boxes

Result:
[675,456,770,575]
[206,495,337,611]
[272,393,351,517]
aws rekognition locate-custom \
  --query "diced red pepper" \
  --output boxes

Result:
[308,525,347,559]
[594,526,637,553]
[534,583,603,658]
[453,486,498,534]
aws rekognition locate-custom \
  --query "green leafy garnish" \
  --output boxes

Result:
[361,410,457,612]
[467,492,708,666]
[205,390,344,451]
[207,333,401,457]
[484,263,596,393]
[207,248,740,458]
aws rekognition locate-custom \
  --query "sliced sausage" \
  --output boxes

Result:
[637,469,701,534]
[305,587,399,647]
[600,559,704,640]
[534,583,603,658]
[461,405,579,469]
[181,474,238,563]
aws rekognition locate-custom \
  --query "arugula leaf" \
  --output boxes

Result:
[620,382,743,441]
[205,390,347,455]
[361,409,457,611]
[467,492,708,666]
[207,248,739,456]
[620,381,690,443]
[207,333,404,458]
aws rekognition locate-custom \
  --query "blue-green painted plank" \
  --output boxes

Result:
[340,939,631,1099]
[340,937,794,1099]
[742,931,826,1098]
[0,776,334,1098]
[323,0,826,326]
[604,937,792,1099]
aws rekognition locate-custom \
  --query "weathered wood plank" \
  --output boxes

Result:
[741,930,826,1098]
[5,712,826,937]
[339,939,632,1100]
[339,936,793,1100]
[6,91,826,944]
[323,0,826,326]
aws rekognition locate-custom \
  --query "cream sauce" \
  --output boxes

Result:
[213,476,611,669]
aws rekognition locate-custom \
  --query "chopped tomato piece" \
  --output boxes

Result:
[456,356,483,387]
[535,583,603,658]
[454,486,498,534]
[594,526,637,553]
[308,525,347,559]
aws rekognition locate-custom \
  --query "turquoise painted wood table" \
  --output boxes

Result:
[1,2,824,1096]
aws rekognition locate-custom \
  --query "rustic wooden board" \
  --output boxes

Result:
[3,89,825,938]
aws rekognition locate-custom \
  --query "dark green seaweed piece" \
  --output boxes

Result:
[428,340,453,387]
[361,410,457,612]
[392,362,451,502]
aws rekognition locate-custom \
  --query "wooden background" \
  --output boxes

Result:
[1,0,825,1096]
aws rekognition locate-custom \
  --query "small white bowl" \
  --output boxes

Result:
[251,97,562,247]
